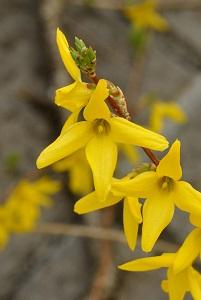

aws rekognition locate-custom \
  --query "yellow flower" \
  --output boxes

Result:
[150,101,187,133]
[113,140,201,252]
[74,184,142,250]
[37,79,168,200]
[4,177,60,233]
[53,150,93,195]
[124,0,169,32]
[119,253,201,299]
[173,213,201,274]
[0,208,10,248]
[55,28,93,112]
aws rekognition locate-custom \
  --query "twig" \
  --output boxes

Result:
[34,222,178,253]
[88,207,115,300]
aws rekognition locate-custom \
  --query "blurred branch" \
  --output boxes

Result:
[34,222,178,253]
[69,0,201,11]
[88,207,116,300]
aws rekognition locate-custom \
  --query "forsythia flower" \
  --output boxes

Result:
[37,79,168,200]
[173,213,201,273]
[119,253,201,299]
[74,180,142,250]
[55,28,92,112]
[124,0,169,32]
[0,177,60,248]
[113,140,201,252]
[150,101,187,133]
[53,150,93,195]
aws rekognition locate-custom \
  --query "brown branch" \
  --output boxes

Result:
[33,221,178,253]
[88,207,115,300]
[142,148,160,166]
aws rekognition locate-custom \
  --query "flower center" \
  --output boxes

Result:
[93,119,110,135]
[159,176,175,192]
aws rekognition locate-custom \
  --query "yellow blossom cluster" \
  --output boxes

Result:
[36,29,201,299]
[124,0,169,32]
[0,177,60,248]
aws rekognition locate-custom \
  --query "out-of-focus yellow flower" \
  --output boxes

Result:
[53,150,93,195]
[74,181,142,250]
[124,0,169,32]
[113,140,201,252]
[55,28,93,112]
[0,177,60,248]
[37,79,168,201]
[173,213,201,274]
[0,208,10,247]
[119,253,201,299]
[119,144,140,164]
[150,101,187,133]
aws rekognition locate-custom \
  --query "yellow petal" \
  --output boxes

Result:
[189,268,201,300]
[83,79,110,121]
[60,109,81,135]
[69,160,92,195]
[127,197,142,223]
[123,197,141,250]
[173,228,201,273]
[112,171,159,198]
[157,140,182,180]
[33,177,61,194]
[119,144,139,164]
[174,181,201,215]
[74,191,122,214]
[119,253,175,271]
[36,121,92,169]
[161,280,169,293]
[142,194,174,252]
[167,268,188,300]
[85,135,117,200]
[56,28,81,81]
[110,117,168,151]
[55,81,92,112]
[189,213,201,228]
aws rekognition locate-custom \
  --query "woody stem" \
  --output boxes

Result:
[89,73,160,166]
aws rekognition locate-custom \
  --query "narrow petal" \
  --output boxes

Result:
[110,117,168,151]
[85,135,117,200]
[56,28,81,81]
[123,197,141,250]
[119,253,175,271]
[189,213,201,228]
[167,268,188,300]
[60,109,82,135]
[173,228,201,273]
[36,122,92,169]
[142,194,174,252]
[127,197,142,223]
[112,171,159,198]
[55,81,92,111]
[83,79,110,121]
[174,181,201,215]
[74,191,122,214]
[189,268,201,300]
[157,140,182,181]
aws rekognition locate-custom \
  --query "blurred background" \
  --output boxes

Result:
[0,0,201,299]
